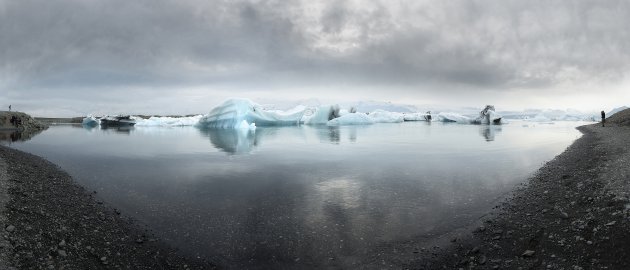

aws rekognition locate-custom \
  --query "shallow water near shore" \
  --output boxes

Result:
[6,121,583,268]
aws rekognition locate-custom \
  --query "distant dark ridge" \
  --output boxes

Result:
[607,108,630,126]
[35,117,83,124]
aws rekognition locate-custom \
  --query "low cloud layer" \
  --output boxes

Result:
[1,0,629,116]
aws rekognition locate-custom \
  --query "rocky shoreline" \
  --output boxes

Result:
[0,111,49,143]
[412,122,630,269]
[1,115,629,269]
[0,146,215,269]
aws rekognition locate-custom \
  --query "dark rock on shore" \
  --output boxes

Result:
[0,111,48,132]
[0,111,49,142]
[607,108,630,126]
[412,120,630,269]
[0,146,216,269]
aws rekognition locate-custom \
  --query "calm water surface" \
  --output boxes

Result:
[7,121,583,268]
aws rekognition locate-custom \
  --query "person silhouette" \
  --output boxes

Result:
[8,105,11,111]
[601,110,606,127]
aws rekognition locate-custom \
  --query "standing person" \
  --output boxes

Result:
[8,105,11,111]
[601,110,606,127]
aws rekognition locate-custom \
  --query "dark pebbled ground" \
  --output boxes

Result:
[0,145,217,270]
[2,119,629,270]
[411,123,630,269]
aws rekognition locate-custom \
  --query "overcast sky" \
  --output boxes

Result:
[1,0,629,116]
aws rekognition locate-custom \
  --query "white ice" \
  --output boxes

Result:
[196,98,303,129]
[303,105,336,125]
[135,115,203,127]
[367,109,405,123]
[403,112,430,121]
[327,113,374,126]
[437,112,471,123]
[472,108,502,124]
[82,115,99,126]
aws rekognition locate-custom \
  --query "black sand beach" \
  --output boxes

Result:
[413,114,630,269]
[0,146,215,269]
[1,111,629,269]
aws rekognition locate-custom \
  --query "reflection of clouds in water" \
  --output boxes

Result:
[10,122,585,269]
[479,125,502,141]
[306,175,439,237]
[315,178,361,209]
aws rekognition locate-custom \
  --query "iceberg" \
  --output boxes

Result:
[100,115,136,127]
[403,111,432,121]
[471,105,502,124]
[135,115,203,127]
[327,113,374,126]
[438,112,471,123]
[197,99,304,129]
[438,106,502,124]
[527,114,552,122]
[367,109,405,123]
[82,115,99,127]
[303,105,341,125]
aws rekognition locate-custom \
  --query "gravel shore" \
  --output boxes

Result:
[1,117,629,269]
[0,146,215,269]
[413,122,630,269]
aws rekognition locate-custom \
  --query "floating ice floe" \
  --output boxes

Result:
[82,115,99,127]
[403,111,432,121]
[527,114,554,122]
[438,105,503,124]
[367,109,405,123]
[135,115,203,127]
[100,115,136,126]
[303,105,341,125]
[472,105,502,124]
[327,113,374,126]
[197,98,304,129]
[438,112,471,123]
[195,98,450,128]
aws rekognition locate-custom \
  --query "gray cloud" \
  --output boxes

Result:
[1,0,629,115]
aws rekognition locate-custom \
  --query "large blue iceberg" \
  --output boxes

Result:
[197,99,305,128]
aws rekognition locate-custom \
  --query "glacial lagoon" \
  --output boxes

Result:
[8,121,583,268]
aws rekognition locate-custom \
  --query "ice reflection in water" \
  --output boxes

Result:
[479,125,502,141]
[199,128,259,154]
[8,121,584,269]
